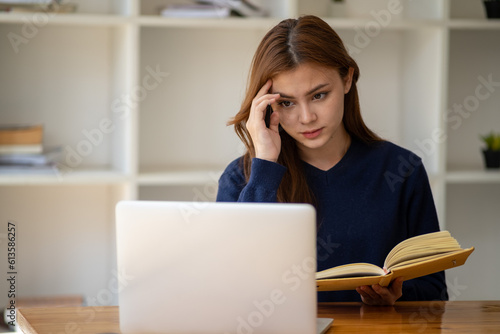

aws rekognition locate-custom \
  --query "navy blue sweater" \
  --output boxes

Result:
[216,139,448,302]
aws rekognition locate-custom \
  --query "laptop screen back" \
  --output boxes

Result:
[116,201,317,334]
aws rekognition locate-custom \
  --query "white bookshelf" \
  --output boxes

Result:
[0,0,499,306]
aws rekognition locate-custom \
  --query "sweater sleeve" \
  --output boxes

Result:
[399,160,448,301]
[216,157,287,203]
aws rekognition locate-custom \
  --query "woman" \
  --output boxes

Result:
[216,15,447,305]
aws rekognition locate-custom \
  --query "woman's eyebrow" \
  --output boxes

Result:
[272,83,330,99]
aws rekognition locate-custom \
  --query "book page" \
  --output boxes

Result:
[384,231,462,269]
[385,231,451,260]
[316,263,385,280]
[388,249,465,270]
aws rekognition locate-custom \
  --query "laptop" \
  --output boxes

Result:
[115,200,330,334]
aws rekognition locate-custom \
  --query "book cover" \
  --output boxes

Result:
[0,144,43,154]
[0,124,43,145]
[160,4,230,18]
[0,146,62,165]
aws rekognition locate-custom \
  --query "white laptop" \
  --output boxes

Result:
[115,200,328,334]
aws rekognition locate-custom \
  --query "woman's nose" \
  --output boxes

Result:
[299,104,317,124]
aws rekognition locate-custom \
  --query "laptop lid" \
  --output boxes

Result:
[116,200,317,334]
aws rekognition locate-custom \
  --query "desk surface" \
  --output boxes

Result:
[17,301,500,334]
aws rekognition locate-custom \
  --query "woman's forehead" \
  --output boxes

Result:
[271,63,341,95]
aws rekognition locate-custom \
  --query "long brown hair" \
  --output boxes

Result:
[229,15,381,204]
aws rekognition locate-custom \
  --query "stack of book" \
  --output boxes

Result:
[0,124,61,174]
[160,0,266,18]
[0,0,77,13]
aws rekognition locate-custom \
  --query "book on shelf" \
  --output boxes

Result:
[196,0,267,17]
[160,4,230,18]
[0,124,43,154]
[0,1,76,13]
[0,144,43,154]
[0,0,51,2]
[0,162,59,174]
[0,124,43,145]
[0,124,63,174]
[160,0,266,18]
[316,231,474,291]
[0,146,62,165]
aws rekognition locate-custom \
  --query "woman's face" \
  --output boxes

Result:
[270,62,353,157]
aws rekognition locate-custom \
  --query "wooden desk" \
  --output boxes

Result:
[17,301,500,334]
[318,301,500,333]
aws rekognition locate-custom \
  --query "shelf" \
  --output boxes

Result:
[446,170,500,184]
[0,12,129,26]
[137,16,444,30]
[0,13,458,30]
[0,169,129,185]
[447,19,500,30]
[138,168,222,186]
[322,17,444,30]
[136,16,281,29]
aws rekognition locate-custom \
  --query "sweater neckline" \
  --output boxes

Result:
[301,137,360,175]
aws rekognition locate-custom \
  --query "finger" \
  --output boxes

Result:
[252,79,279,109]
[372,284,392,300]
[389,278,404,300]
[357,287,378,305]
[249,97,279,127]
[356,287,370,299]
[251,82,274,110]
[372,283,401,305]
[356,287,370,301]
[268,108,280,132]
[256,79,273,98]
[252,93,280,113]
[358,285,379,300]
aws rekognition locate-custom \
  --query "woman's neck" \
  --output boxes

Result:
[298,129,351,171]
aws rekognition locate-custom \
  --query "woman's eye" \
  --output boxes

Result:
[313,92,326,100]
[278,100,293,108]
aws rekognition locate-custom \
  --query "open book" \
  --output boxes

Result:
[316,231,474,291]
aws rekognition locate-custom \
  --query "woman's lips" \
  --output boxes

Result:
[302,128,323,139]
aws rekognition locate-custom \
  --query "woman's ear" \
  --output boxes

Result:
[344,67,355,94]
